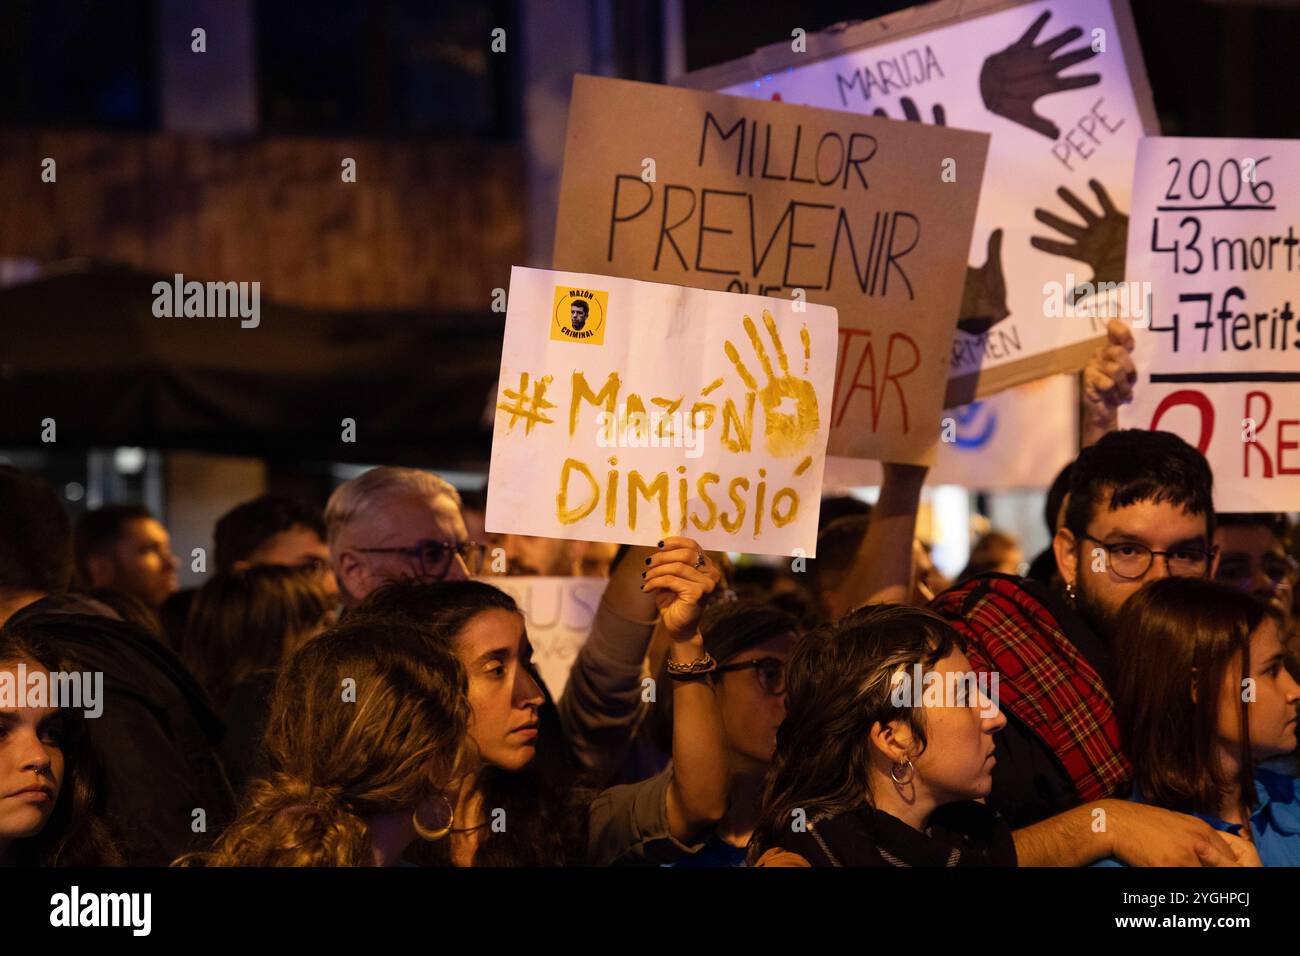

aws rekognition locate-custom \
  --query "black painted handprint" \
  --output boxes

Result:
[979,11,1101,140]
[958,229,1009,336]
[1030,179,1128,298]
[872,97,947,126]
[867,98,1009,335]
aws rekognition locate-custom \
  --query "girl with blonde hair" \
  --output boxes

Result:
[177,616,468,866]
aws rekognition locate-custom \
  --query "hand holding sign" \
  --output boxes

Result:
[1081,318,1136,447]
[725,312,820,458]
[979,11,1101,140]
[642,536,723,637]
[1031,179,1128,296]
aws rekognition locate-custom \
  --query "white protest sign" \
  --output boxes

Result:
[825,374,1078,491]
[691,0,1157,405]
[485,267,837,557]
[934,374,1078,487]
[1121,137,1300,511]
[480,576,608,699]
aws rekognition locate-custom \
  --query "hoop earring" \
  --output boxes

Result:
[890,759,914,786]
[412,795,454,841]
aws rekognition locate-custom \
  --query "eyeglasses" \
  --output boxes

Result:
[356,540,487,579]
[714,657,786,696]
[1215,553,1297,587]
[1081,534,1216,580]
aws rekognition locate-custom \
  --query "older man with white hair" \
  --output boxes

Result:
[326,467,485,607]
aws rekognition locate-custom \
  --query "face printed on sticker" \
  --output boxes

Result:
[570,301,588,331]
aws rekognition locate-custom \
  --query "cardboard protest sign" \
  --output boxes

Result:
[1121,137,1300,512]
[552,74,988,465]
[824,374,1078,491]
[479,576,608,699]
[686,0,1158,407]
[485,266,837,557]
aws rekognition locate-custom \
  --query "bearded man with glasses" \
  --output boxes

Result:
[1052,430,1219,641]
[946,430,1246,867]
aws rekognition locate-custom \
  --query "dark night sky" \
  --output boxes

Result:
[3,1,1298,140]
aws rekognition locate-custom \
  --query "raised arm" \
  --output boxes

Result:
[827,462,929,620]
[643,543,728,841]
[557,536,719,783]
[1081,318,1136,448]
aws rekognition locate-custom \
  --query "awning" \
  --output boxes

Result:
[0,264,505,468]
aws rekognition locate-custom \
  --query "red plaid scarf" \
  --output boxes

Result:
[930,575,1131,802]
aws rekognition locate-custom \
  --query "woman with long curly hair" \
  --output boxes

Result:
[0,624,121,866]
[177,615,469,866]
[356,538,729,867]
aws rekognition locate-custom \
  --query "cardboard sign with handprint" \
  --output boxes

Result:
[688,0,1159,406]
[486,266,837,557]
[554,74,989,465]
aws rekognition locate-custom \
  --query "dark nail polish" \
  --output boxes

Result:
[644,557,651,565]
[657,540,664,548]
[641,571,646,578]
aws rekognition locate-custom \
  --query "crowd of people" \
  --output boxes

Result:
[1,322,1297,868]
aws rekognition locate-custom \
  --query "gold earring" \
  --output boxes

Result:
[412,795,454,841]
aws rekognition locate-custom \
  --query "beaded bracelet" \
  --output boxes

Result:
[665,650,716,678]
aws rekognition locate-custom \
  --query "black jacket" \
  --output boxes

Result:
[777,801,1017,867]
[9,602,236,865]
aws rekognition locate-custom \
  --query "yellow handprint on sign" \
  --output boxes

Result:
[724,312,819,458]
